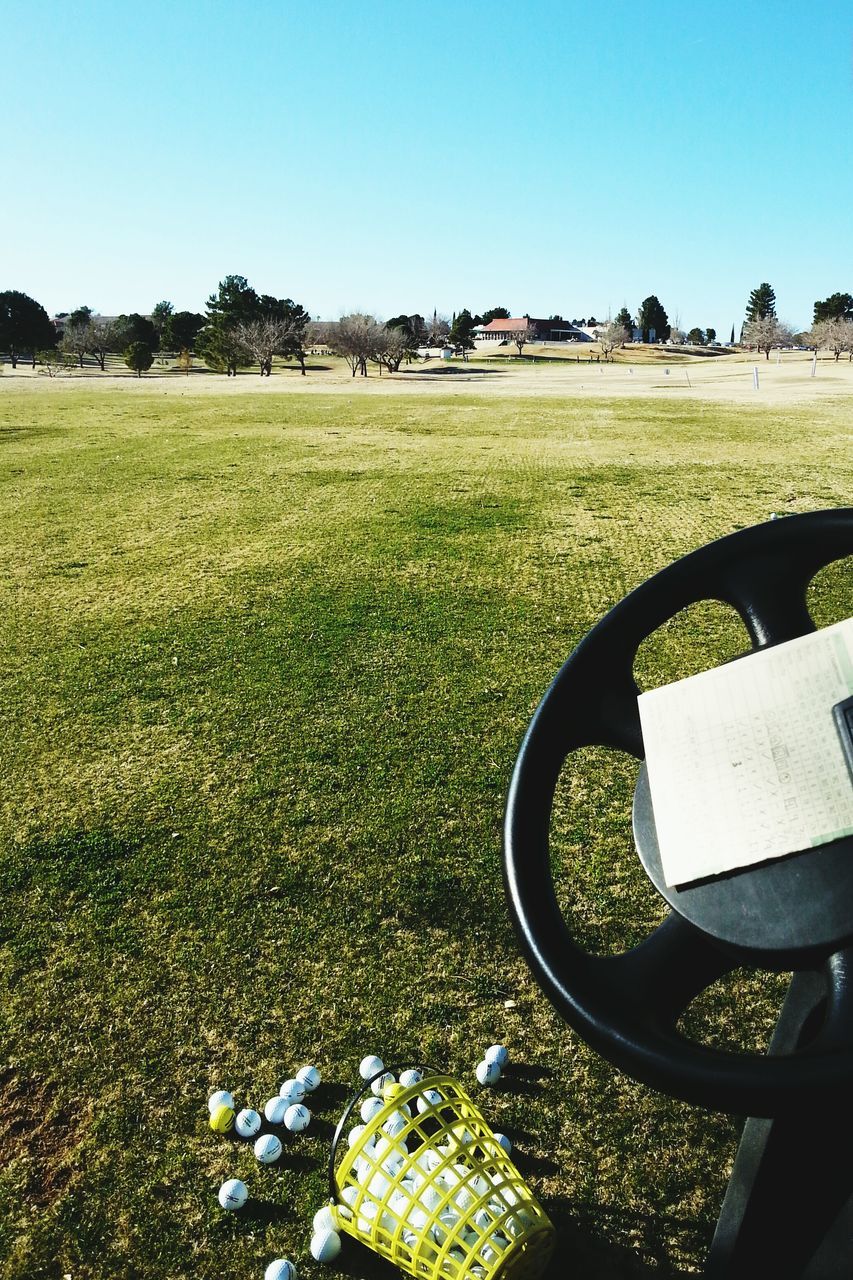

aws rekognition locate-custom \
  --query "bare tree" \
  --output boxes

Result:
[59,321,90,368]
[233,318,288,375]
[512,323,536,356]
[333,313,384,376]
[742,315,795,360]
[87,318,121,371]
[596,320,629,359]
[425,310,451,347]
[810,318,853,362]
[376,325,414,374]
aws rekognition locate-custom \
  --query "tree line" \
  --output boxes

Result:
[2,280,851,376]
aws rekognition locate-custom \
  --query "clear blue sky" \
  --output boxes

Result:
[3,1,850,334]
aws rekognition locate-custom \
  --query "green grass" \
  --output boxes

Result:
[0,386,851,1279]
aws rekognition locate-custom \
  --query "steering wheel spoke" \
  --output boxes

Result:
[716,552,817,648]
[600,912,738,1033]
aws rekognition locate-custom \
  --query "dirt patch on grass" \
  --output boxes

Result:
[0,1068,86,1206]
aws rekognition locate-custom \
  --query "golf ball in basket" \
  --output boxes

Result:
[310,1228,342,1262]
[416,1088,443,1114]
[476,1059,501,1086]
[360,1095,384,1123]
[235,1107,262,1139]
[398,1068,422,1088]
[359,1054,384,1080]
[209,1103,236,1133]
[347,1123,369,1148]
[485,1044,508,1068]
[371,1071,394,1097]
[296,1064,321,1092]
[382,1110,408,1137]
[254,1133,283,1164]
[208,1089,235,1113]
[217,1178,248,1211]
[284,1103,310,1132]
[493,1132,512,1154]
[313,1204,339,1233]
[279,1078,306,1105]
[264,1260,296,1280]
[264,1096,288,1125]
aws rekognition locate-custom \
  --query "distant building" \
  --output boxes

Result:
[474,316,592,344]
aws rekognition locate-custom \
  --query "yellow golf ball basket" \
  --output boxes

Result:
[329,1067,556,1280]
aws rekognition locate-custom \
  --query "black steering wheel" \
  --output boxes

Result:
[503,509,853,1117]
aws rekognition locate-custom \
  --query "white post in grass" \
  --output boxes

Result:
[753,366,760,391]
[811,350,817,377]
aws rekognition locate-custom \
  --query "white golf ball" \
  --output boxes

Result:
[415,1088,443,1114]
[399,1068,422,1088]
[310,1228,342,1262]
[374,1134,406,1168]
[296,1064,321,1093]
[359,1054,384,1080]
[493,1132,512,1154]
[347,1123,369,1149]
[279,1078,306,1105]
[264,1096,288,1125]
[217,1177,248,1210]
[208,1089,234,1113]
[476,1059,501,1086]
[360,1095,384,1123]
[264,1260,296,1280]
[371,1071,395,1097]
[234,1107,262,1138]
[284,1103,310,1132]
[382,1110,408,1137]
[485,1044,508,1068]
[254,1133,282,1164]
[313,1204,340,1233]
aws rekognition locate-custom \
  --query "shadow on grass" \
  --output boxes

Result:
[240,1198,290,1225]
[544,1197,712,1278]
[397,366,507,378]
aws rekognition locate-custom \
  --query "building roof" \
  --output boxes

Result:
[478,317,533,333]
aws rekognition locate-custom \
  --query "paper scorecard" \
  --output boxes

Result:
[637,617,853,887]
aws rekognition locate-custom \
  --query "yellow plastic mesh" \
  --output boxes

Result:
[332,1072,556,1280]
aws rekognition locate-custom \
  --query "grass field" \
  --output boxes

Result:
[0,378,851,1279]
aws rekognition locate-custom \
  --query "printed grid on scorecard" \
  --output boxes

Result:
[638,618,853,887]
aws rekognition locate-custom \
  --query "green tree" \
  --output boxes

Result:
[448,308,477,356]
[116,313,158,350]
[206,274,259,326]
[637,296,670,343]
[706,327,716,343]
[163,311,205,352]
[385,314,426,343]
[196,275,260,375]
[196,325,246,375]
[687,327,705,344]
[813,292,853,323]
[125,342,153,377]
[151,301,174,343]
[745,283,776,322]
[614,307,633,338]
[68,305,93,329]
[480,306,510,325]
[0,290,56,368]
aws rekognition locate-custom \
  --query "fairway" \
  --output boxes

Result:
[1,382,851,1280]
